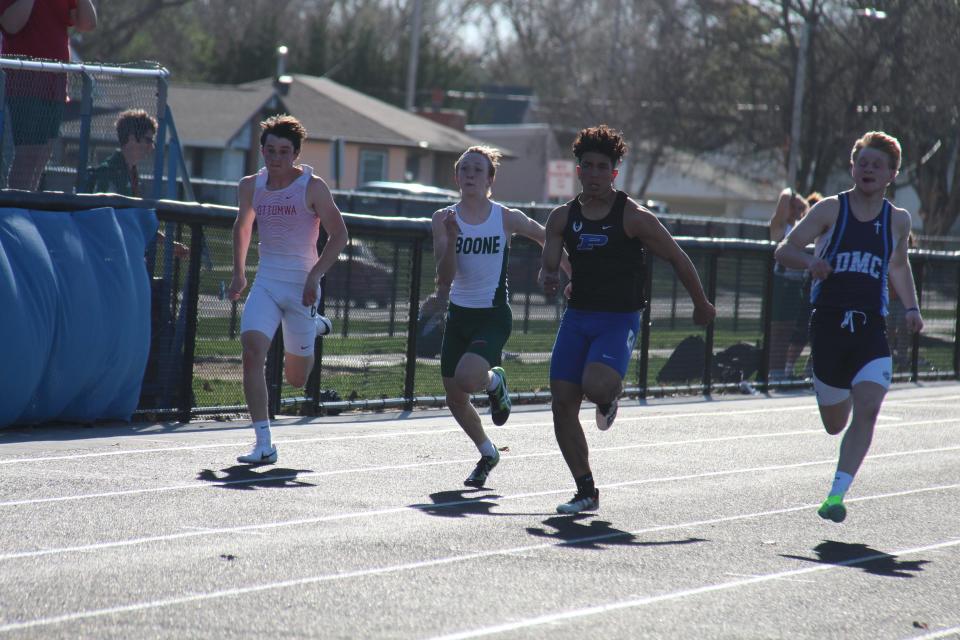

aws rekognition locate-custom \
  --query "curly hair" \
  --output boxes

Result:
[572,124,627,165]
[260,114,308,153]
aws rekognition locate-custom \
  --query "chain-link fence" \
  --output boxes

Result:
[3,190,958,422]
[0,57,171,196]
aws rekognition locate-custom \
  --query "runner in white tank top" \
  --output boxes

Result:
[431,145,571,487]
[228,115,349,466]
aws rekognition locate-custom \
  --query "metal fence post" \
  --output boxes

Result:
[403,238,425,410]
[910,259,925,383]
[74,72,93,192]
[759,249,776,391]
[703,251,718,394]
[177,224,204,423]
[637,260,654,399]
[954,262,960,379]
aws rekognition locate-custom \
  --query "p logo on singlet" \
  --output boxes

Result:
[576,234,609,251]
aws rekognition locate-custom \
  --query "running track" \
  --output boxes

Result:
[1,383,958,639]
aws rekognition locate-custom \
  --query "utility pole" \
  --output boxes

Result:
[786,11,813,192]
[405,0,424,111]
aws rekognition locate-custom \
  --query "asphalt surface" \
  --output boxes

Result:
[1,383,959,639]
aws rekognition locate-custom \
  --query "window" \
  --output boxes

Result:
[359,149,388,184]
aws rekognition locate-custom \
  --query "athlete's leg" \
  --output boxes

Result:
[446,352,493,448]
[241,330,273,422]
[836,381,885,476]
[283,352,314,389]
[581,362,622,408]
[818,397,852,435]
[551,379,588,477]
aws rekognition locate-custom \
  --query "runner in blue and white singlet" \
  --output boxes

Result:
[775,131,923,523]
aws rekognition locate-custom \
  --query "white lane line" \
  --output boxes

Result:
[428,536,960,640]
[722,572,816,584]
[2,416,958,509]
[1,444,959,563]
[2,391,956,466]
[908,626,960,639]
[0,482,958,634]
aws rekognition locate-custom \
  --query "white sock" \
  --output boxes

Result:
[478,439,497,458]
[828,471,854,498]
[253,420,272,449]
[486,371,501,392]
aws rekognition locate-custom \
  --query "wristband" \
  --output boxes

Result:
[905,307,920,313]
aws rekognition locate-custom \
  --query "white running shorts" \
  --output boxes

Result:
[240,276,321,356]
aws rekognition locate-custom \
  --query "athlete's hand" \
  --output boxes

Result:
[693,301,716,327]
[441,208,460,238]
[807,256,833,280]
[302,272,322,307]
[563,282,572,300]
[540,268,560,297]
[906,308,924,334]
[227,273,246,301]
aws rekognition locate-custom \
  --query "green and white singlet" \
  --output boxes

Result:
[449,202,510,308]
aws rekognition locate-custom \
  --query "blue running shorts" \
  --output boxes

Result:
[549,308,640,384]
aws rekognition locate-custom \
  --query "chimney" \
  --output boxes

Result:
[274,45,292,96]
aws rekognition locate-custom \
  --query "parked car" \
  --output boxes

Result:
[322,239,396,308]
[357,181,460,199]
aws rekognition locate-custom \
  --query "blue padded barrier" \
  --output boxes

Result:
[0,207,158,426]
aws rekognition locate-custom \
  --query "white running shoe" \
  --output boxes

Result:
[316,314,333,336]
[236,444,278,465]
[595,399,618,431]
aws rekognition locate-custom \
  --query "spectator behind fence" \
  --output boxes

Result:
[768,188,820,380]
[82,108,187,257]
[0,0,97,190]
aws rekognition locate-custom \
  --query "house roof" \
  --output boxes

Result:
[242,75,489,153]
[165,83,275,148]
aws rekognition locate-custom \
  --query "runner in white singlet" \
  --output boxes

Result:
[431,145,571,488]
[228,115,348,465]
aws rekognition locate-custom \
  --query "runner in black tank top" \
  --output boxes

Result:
[541,124,716,514]
[774,131,923,523]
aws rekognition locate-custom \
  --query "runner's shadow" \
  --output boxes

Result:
[196,466,316,490]
[410,489,551,518]
[781,540,929,578]
[528,515,708,550]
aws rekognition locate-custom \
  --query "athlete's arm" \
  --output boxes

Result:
[888,208,924,333]
[769,188,802,242]
[775,197,839,279]
[624,201,715,326]
[540,205,568,297]
[0,0,36,34]
[228,176,256,301]
[73,0,98,32]
[432,206,459,296]
[303,175,349,307]
[505,207,572,278]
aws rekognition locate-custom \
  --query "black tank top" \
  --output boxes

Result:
[562,190,647,312]
[811,191,893,314]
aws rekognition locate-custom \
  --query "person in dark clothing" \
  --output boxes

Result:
[540,124,716,514]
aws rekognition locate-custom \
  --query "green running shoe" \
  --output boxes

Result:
[817,495,847,523]
[487,367,512,426]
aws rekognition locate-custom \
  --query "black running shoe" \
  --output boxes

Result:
[464,450,500,487]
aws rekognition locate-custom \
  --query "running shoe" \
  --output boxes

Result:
[596,399,619,431]
[817,495,847,523]
[236,444,278,465]
[557,488,600,514]
[464,450,500,488]
[487,367,512,426]
[315,313,333,336]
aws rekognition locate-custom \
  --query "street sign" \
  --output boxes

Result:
[546,160,576,199]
